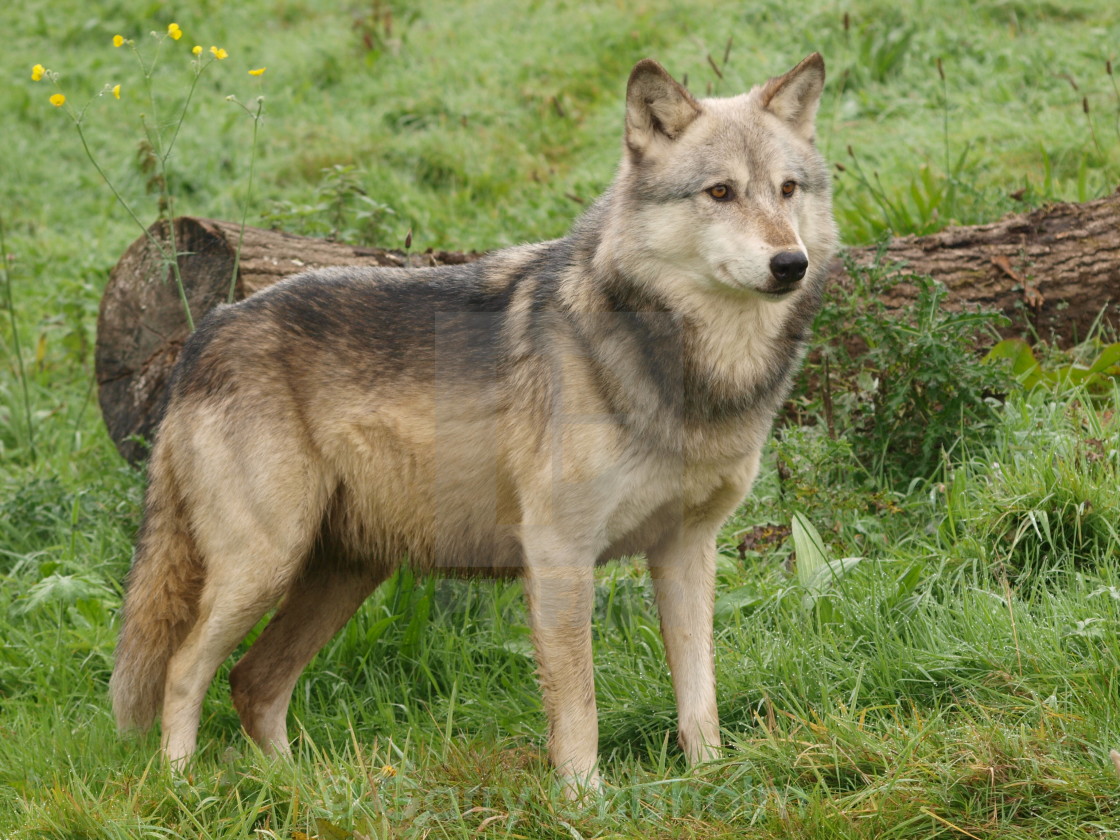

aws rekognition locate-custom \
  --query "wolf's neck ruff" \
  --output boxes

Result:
[110,54,837,800]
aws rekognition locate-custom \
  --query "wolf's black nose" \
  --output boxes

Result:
[770,251,808,284]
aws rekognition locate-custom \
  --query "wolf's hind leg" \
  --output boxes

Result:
[158,449,330,766]
[229,554,389,753]
[160,550,306,765]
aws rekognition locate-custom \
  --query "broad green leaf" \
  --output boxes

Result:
[801,556,866,597]
[363,613,399,646]
[984,338,1040,384]
[1089,342,1120,375]
[715,586,765,621]
[791,511,830,589]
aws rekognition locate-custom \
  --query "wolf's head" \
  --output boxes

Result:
[598,54,837,303]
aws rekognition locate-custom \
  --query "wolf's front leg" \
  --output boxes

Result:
[648,528,720,764]
[522,541,599,798]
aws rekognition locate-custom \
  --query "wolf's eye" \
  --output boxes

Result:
[780,180,797,198]
[706,184,733,201]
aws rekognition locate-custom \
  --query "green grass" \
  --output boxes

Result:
[3,0,1120,837]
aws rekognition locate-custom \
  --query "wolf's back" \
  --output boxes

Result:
[109,439,203,732]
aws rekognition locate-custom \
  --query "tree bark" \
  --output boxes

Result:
[96,190,1120,463]
[834,186,1120,345]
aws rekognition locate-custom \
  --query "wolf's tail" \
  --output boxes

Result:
[109,442,203,732]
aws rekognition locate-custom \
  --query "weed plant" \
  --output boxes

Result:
[3,0,1120,837]
[792,250,1008,484]
[29,24,263,328]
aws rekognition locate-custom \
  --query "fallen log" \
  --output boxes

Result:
[96,190,1120,463]
[838,186,1120,344]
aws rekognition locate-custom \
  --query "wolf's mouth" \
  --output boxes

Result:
[715,264,800,299]
[761,277,803,297]
[757,284,799,300]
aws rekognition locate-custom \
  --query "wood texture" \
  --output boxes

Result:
[96,191,1120,462]
[833,186,1120,343]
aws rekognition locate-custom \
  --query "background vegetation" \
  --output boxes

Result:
[3,0,1119,837]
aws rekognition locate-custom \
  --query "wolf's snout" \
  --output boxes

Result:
[769,251,809,285]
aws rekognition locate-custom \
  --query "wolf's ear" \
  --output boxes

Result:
[760,53,826,141]
[625,59,701,156]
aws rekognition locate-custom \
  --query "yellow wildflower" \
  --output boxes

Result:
[209,45,228,60]
[113,34,124,48]
[167,22,182,41]
[192,45,202,56]
[50,93,66,107]
[248,67,266,76]
[380,764,397,777]
[112,84,121,100]
[31,64,45,81]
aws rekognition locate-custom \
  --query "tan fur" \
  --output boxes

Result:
[111,54,838,797]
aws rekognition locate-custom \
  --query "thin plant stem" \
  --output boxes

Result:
[0,217,36,459]
[73,118,156,240]
[1082,97,1104,159]
[937,58,950,181]
[72,118,194,330]
[150,55,213,333]
[165,61,207,162]
[1108,60,1120,141]
[155,60,215,330]
[122,38,210,332]
[69,372,97,455]
[132,40,162,148]
[230,97,263,303]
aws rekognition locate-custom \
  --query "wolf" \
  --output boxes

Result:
[109,53,837,795]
